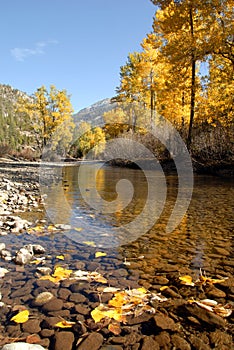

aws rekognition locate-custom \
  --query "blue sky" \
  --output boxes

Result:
[1,0,156,112]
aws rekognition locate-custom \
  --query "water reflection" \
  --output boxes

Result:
[42,164,233,273]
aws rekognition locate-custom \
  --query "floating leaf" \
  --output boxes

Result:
[55,320,76,328]
[95,251,107,258]
[74,227,83,232]
[11,310,29,323]
[83,241,96,247]
[56,255,65,260]
[179,275,195,286]
[108,322,121,335]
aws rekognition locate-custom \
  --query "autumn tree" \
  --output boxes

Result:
[71,122,106,158]
[18,85,74,153]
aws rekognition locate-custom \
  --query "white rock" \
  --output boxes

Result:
[14,247,34,265]
[34,292,54,306]
[1,343,46,350]
[0,243,6,251]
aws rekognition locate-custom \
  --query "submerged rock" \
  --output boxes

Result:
[1,344,46,350]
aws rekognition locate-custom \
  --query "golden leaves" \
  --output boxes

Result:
[55,320,76,328]
[40,266,73,284]
[11,310,29,323]
[179,271,228,287]
[91,287,157,324]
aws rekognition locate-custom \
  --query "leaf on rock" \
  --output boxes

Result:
[55,320,76,328]
[179,275,195,286]
[11,309,29,323]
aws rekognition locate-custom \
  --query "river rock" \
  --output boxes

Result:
[54,331,74,350]
[1,344,46,350]
[34,292,54,306]
[42,298,63,312]
[77,332,104,350]
[15,247,34,265]
[186,304,226,328]
[22,319,41,333]
[154,313,177,331]
[171,334,191,350]
[141,336,160,350]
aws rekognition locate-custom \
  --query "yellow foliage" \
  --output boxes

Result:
[11,310,29,323]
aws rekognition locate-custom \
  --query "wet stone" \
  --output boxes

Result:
[57,288,71,300]
[171,334,191,350]
[141,336,160,350]
[205,285,226,299]
[42,298,63,312]
[154,313,177,331]
[154,331,171,348]
[186,304,226,328]
[22,319,41,333]
[54,331,74,350]
[40,328,55,337]
[189,335,211,350]
[69,292,86,303]
[77,332,104,350]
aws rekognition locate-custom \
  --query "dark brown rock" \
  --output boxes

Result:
[154,314,177,331]
[40,328,55,337]
[69,292,86,303]
[74,304,90,315]
[57,288,72,300]
[209,330,233,349]
[189,335,210,350]
[154,331,171,347]
[42,298,63,312]
[54,331,74,350]
[205,285,226,299]
[141,336,160,350]
[171,334,191,350]
[77,332,104,350]
[22,319,41,333]
[186,305,226,328]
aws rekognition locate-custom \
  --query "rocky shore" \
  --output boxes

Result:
[0,162,233,350]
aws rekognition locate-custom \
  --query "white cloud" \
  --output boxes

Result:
[11,40,58,62]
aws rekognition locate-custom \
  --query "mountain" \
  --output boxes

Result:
[73,98,116,127]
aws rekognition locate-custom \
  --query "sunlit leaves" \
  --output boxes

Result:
[55,320,76,328]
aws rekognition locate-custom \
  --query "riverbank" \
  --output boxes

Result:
[0,163,233,349]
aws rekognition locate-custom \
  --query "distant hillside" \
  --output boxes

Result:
[73,98,116,126]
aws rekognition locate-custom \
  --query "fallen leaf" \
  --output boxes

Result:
[179,275,195,286]
[83,241,96,247]
[95,251,107,258]
[55,320,76,328]
[160,286,169,291]
[74,227,83,232]
[11,310,29,323]
[56,255,65,260]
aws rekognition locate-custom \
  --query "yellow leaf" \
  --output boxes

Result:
[95,252,107,258]
[74,227,83,232]
[11,310,29,323]
[56,255,65,260]
[91,307,106,323]
[179,275,195,286]
[55,320,76,328]
[53,266,72,279]
[39,275,60,283]
[83,241,96,247]
[160,286,169,291]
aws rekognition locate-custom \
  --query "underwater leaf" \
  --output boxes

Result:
[179,275,195,286]
[83,241,96,247]
[56,255,65,260]
[74,227,83,232]
[55,320,76,328]
[11,310,29,323]
[95,251,107,258]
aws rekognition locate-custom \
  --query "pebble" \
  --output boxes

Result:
[154,314,177,331]
[33,292,55,306]
[141,336,160,350]
[186,304,226,328]
[54,331,74,350]
[1,344,46,350]
[77,332,104,350]
[41,298,63,312]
